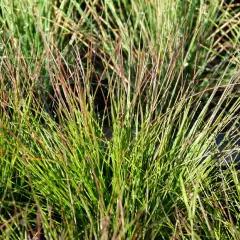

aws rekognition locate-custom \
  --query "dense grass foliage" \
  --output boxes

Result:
[0,0,240,239]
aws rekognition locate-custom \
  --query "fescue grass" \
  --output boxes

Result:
[0,0,240,239]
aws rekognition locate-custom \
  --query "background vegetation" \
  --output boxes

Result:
[0,0,240,239]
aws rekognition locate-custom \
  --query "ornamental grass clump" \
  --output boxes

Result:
[0,0,240,239]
